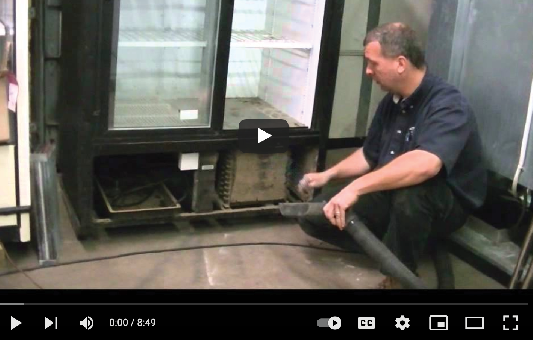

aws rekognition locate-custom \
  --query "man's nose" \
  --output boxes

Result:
[365,66,373,77]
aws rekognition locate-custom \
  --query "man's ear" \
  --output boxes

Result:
[397,56,407,74]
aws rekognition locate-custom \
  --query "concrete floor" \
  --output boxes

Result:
[0,185,504,290]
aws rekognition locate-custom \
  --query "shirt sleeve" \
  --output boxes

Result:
[362,103,385,170]
[415,98,472,176]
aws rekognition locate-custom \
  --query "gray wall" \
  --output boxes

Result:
[327,0,433,170]
[426,0,533,189]
[329,0,434,139]
[329,0,369,139]
[367,0,433,129]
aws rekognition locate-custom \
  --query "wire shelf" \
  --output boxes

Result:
[118,29,312,49]
[119,30,207,47]
[231,30,312,49]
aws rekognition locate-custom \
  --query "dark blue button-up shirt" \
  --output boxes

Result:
[362,72,487,210]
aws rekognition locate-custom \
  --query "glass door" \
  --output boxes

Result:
[223,0,326,130]
[109,0,220,130]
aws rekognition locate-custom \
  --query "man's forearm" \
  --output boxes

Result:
[347,150,442,195]
[326,148,372,180]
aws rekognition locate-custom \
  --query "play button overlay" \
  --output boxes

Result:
[11,316,21,330]
[238,119,289,154]
[258,128,271,144]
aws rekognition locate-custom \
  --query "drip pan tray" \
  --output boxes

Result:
[96,177,182,219]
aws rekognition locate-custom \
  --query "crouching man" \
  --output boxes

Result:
[298,22,487,288]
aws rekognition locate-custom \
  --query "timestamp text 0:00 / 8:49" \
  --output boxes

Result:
[109,319,156,327]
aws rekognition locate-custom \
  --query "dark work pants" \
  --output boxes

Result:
[298,176,468,275]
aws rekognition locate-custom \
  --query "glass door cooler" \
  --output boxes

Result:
[57,0,344,238]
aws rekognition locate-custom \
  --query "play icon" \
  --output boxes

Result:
[238,119,289,154]
[11,316,21,330]
[258,128,271,144]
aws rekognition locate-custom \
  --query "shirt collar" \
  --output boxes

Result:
[393,71,433,109]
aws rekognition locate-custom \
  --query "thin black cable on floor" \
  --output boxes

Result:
[4,248,44,289]
[0,242,355,288]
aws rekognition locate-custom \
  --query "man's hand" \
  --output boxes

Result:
[298,171,334,195]
[324,185,360,230]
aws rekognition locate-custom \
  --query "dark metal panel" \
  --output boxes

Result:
[315,0,344,172]
[58,0,101,234]
[209,0,233,132]
[456,0,533,188]
[44,3,61,58]
[44,61,60,125]
[93,133,321,156]
[46,0,61,7]
[31,0,46,146]
[428,0,533,189]
[0,206,31,216]
[31,0,62,148]
[447,0,473,87]
[425,0,458,80]
[354,0,381,137]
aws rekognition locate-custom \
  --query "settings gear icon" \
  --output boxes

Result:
[395,315,410,330]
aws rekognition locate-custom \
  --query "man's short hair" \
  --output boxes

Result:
[363,22,426,69]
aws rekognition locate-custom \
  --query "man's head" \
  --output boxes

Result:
[363,22,426,94]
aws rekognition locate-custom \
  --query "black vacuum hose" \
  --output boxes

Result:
[279,202,454,289]
[430,242,455,289]
[344,214,428,289]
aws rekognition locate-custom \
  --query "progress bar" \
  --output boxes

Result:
[22,303,528,306]
[0,303,24,306]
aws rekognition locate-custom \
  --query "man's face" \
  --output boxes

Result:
[364,41,402,93]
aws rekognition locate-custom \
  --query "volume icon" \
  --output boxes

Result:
[80,317,93,330]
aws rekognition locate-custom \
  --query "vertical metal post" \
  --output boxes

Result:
[355,0,381,137]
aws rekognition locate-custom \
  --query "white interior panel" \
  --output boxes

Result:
[226,48,262,98]
[116,48,203,101]
[19,213,30,242]
[271,0,316,44]
[119,0,207,31]
[0,145,17,227]
[226,0,324,128]
[259,49,310,122]
[300,0,325,127]
[232,0,268,30]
